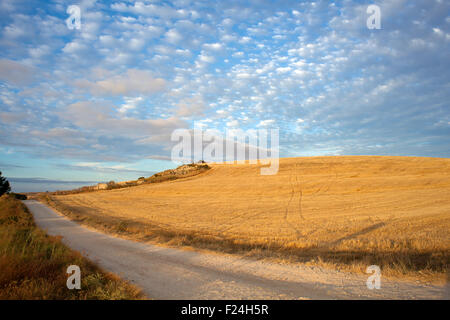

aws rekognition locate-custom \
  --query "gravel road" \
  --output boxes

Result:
[23,200,448,300]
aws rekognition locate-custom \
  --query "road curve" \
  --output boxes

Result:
[23,200,448,300]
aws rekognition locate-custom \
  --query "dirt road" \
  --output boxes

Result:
[24,200,448,299]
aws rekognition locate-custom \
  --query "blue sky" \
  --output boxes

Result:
[0,0,449,192]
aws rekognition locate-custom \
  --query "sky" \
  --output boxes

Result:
[0,0,449,192]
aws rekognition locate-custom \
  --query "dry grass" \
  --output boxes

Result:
[38,156,450,282]
[0,194,144,299]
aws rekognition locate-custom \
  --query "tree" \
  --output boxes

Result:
[0,172,11,196]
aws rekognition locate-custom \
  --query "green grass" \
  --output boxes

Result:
[0,194,144,299]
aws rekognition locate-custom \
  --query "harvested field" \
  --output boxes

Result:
[41,156,450,281]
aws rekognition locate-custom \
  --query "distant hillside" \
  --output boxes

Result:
[46,163,210,195]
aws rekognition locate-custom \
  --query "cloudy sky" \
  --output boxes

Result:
[0,0,449,192]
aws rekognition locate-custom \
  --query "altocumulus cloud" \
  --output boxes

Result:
[0,0,449,188]
[74,69,166,96]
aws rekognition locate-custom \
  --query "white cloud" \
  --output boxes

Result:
[62,41,88,54]
[118,96,143,113]
[129,38,145,50]
[203,43,223,51]
[226,119,239,127]
[239,36,251,44]
[75,69,165,96]
[28,45,51,60]
[0,59,34,85]
[176,95,206,117]
[276,67,291,74]
[165,29,182,44]
[198,53,215,63]
[111,2,187,19]
[257,119,275,127]
[61,101,187,139]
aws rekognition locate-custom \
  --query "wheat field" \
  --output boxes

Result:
[46,156,450,280]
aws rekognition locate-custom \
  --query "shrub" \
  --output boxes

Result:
[10,193,27,200]
[0,171,11,196]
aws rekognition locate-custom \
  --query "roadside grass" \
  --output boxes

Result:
[0,194,144,299]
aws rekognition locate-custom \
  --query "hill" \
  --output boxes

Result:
[40,156,450,281]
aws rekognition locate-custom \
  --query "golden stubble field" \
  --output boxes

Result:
[46,156,450,281]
